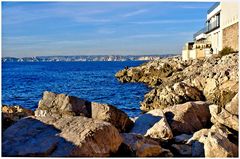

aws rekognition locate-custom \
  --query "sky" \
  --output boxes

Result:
[2,1,216,57]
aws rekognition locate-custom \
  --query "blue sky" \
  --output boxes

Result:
[2,1,215,57]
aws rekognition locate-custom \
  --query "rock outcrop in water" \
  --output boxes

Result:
[2,53,239,157]
[115,53,238,157]
[116,53,238,111]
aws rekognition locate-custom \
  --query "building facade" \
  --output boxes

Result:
[182,0,239,60]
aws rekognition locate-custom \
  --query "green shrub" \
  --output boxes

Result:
[219,46,235,57]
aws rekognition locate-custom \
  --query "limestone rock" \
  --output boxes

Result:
[116,53,238,112]
[2,116,122,157]
[225,93,238,115]
[2,105,33,130]
[140,82,205,111]
[209,104,238,131]
[35,91,133,132]
[35,91,91,117]
[130,109,173,140]
[120,133,162,157]
[204,132,238,157]
[91,102,133,132]
[163,101,211,134]
[186,124,237,157]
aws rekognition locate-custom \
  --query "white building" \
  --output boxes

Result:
[182,0,239,60]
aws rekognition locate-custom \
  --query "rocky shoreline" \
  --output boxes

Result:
[2,53,239,157]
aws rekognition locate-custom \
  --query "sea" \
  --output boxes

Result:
[2,61,150,117]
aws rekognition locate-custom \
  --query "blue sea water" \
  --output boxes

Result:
[2,61,149,117]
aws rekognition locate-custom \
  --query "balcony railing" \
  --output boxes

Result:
[193,27,207,40]
[207,2,220,14]
[206,19,220,33]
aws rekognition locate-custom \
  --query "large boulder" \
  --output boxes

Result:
[163,101,211,134]
[186,124,237,157]
[91,102,133,132]
[2,105,33,130]
[35,91,133,132]
[209,104,238,131]
[2,116,122,157]
[204,132,238,157]
[130,109,173,140]
[119,133,162,157]
[35,91,91,117]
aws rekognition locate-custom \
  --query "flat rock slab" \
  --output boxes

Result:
[2,116,122,157]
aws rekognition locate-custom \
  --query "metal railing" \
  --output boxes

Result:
[206,20,220,33]
[207,2,220,14]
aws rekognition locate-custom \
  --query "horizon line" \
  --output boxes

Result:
[3,53,180,58]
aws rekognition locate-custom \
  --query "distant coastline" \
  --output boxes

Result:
[2,54,179,62]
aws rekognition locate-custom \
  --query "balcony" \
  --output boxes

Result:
[193,27,207,40]
[206,19,220,33]
[207,2,220,14]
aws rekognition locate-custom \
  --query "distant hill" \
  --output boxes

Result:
[2,54,178,62]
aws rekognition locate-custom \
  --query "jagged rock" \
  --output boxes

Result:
[35,91,133,132]
[174,134,193,143]
[130,109,173,140]
[35,91,91,117]
[225,93,238,115]
[187,124,231,145]
[119,133,162,157]
[2,116,122,157]
[91,102,133,132]
[116,53,238,112]
[2,105,33,130]
[115,56,184,86]
[209,104,238,131]
[204,132,238,157]
[186,124,236,157]
[163,101,211,134]
[171,144,192,156]
[140,82,205,111]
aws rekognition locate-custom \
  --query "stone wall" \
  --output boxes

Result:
[222,22,239,51]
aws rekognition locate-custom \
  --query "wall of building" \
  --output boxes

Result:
[222,22,239,51]
[221,0,239,30]
[220,0,239,51]
[196,49,205,59]
[206,28,222,54]
[182,50,189,60]
[189,50,197,59]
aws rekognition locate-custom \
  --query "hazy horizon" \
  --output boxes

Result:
[3,53,180,58]
[2,1,215,57]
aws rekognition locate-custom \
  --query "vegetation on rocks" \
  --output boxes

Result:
[218,46,236,57]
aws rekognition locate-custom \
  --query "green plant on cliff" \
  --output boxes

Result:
[219,46,235,57]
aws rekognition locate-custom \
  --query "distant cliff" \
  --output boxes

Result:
[2,54,176,62]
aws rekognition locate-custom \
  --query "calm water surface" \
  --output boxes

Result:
[2,61,149,117]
